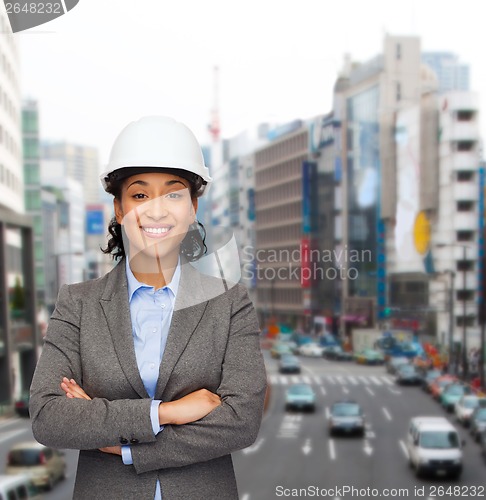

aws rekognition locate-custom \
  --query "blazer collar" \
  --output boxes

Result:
[100,256,214,400]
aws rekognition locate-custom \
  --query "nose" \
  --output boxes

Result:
[143,196,169,220]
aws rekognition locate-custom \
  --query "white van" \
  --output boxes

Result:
[0,474,43,500]
[406,416,464,479]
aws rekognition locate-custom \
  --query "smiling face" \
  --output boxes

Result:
[114,171,198,270]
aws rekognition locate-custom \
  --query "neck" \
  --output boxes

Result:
[128,252,179,289]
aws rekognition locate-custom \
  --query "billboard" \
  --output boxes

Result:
[86,208,104,235]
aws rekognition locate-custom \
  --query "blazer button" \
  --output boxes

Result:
[130,438,139,444]
[119,437,129,445]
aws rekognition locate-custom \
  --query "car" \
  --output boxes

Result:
[14,392,30,418]
[0,474,43,500]
[270,342,293,359]
[429,375,457,400]
[454,395,485,427]
[328,400,365,436]
[354,348,385,365]
[285,384,316,412]
[298,342,324,357]
[395,364,422,385]
[439,383,473,412]
[322,345,353,361]
[6,441,66,491]
[420,369,442,392]
[279,354,301,374]
[406,416,464,479]
[469,406,486,442]
[385,356,409,375]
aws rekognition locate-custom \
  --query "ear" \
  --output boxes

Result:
[114,198,124,225]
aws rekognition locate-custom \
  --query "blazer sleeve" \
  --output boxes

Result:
[29,284,157,450]
[130,283,267,473]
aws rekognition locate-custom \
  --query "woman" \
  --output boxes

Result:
[29,116,267,500]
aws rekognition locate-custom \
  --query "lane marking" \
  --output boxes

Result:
[279,376,288,385]
[0,428,29,444]
[242,437,265,455]
[399,439,409,459]
[302,375,312,384]
[336,375,347,385]
[342,386,349,394]
[348,376,358,385]
[313,376,322,385]
[0,417,21,430]
[269,375,278,385]
[382,407,392,421]
[329,439,336,460]
[291,375,300,384]
[370,376,382,386]
[358,376,370,385]
[302,438,312,455]
[320,386,327,396]
[325,407,330,419]
[365,387,375,396]
[381,376,393,385]
[327,376,336,385]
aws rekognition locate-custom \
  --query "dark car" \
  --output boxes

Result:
[323,345,353,361]
[385,356,409,375]
[279,354,301,374]
[328,400,365,436]
[395,364,422,385]
[469,407,486,442]
[14,393,30,418]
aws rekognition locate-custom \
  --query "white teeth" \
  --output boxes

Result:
[143,227,171,234]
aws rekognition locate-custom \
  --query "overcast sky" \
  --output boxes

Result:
[16,0,486,167]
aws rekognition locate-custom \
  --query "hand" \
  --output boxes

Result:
[159,388,221,426]
[60,377,92,400]
[60,378,120,456]
[98,446,122,456]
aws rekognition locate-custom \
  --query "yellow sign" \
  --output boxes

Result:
[413,211,431,255]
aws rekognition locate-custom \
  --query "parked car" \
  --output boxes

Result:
[328,400,365,436]
[454,395,485,427]
[385,356,409,375]
[420,369,442,392]
[406,416,464,479]
[279,354,301,374]
[14,392,30,418]
[285,384,316,412]
[395,364,422,385]
[0,474,43,500]
[322,345,353,361]
[354,348,385,365]
[298,342,324,357]
[6,441,66,491]
[429,375,457,400]
[270,342,293,359]
[469,406,486,442]
[440,383,473,412]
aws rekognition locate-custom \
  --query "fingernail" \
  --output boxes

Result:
[70,379,76,384]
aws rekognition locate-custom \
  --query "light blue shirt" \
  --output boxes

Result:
[121,257,181,500]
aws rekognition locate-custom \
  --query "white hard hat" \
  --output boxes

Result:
[100,116,212,196]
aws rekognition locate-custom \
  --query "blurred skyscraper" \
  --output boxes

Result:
[0,12,39,407]
[422,52,470,93]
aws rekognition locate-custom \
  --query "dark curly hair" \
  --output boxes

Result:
[101,167,208,262]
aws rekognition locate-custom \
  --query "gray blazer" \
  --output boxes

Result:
[29,257,267,500]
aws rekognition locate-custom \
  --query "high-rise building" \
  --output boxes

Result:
[0,9,39,406]
[422,52,470,93]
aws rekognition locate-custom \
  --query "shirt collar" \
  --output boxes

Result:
[125,255,181,303]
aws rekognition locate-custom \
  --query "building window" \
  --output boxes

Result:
[456,141,474,152]
[457,230,474,241]
[457,260,474,272]
[456,315,475,327]
[457,200,474,211]
[396,82,401,102]
[456,110,474,121]
[456,171,474,182]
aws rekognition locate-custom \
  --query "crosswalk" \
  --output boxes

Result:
[269,374,395,387]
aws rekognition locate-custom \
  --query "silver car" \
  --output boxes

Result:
[328,400,365,436]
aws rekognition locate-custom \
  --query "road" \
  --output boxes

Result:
[1,352,484,499]
[233,352,486,500]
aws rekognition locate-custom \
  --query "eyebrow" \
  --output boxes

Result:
[127,179,188,189]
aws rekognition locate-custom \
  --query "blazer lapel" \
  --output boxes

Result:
[154,259,215,399]
[100,259,150,399]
